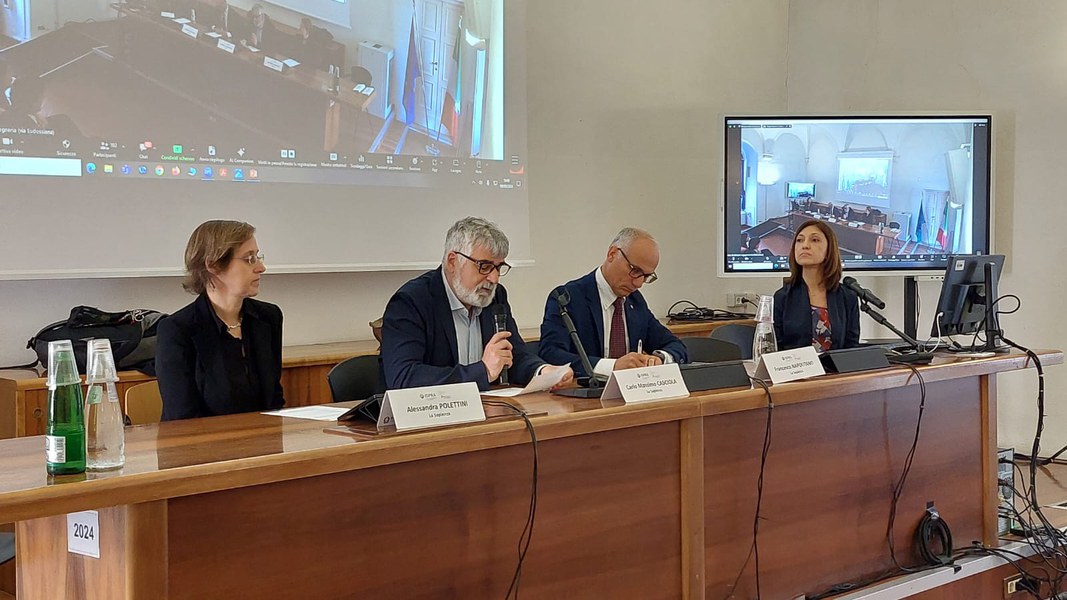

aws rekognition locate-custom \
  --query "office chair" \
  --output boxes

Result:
[124,381,163,425]
[710,324,756,360]
[682,337,743,363]
[0,532,13,566]
[350,66,372,86]
[327,355,382,402]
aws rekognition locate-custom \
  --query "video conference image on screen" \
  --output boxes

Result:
[0,0,521,189]
[723,116,992,273]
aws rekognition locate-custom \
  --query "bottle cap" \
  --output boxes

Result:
[754,294,774,323]
[86,338,120,383]
[46,340,81,389]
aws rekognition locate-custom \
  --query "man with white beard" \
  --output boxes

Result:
[382,217,573,391]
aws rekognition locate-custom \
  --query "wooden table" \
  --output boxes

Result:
[0,320,750,439]
[0,351,1056,599]
[788,210,901,255]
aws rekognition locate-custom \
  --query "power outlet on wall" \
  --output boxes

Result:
[726,293,755,308]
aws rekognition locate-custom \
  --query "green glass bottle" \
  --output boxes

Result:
[45,340,86,475]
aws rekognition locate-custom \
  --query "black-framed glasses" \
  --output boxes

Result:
[616,247,658,283]
[455,251,511,276]
[239,253,265,266]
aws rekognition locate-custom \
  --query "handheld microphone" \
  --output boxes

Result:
[492,305,509,385]
[550,286,602,398]
[842,276,886,310]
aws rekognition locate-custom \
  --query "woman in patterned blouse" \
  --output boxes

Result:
[773,220,860,351]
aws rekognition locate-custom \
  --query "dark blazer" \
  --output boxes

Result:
[773,279,860,351]
[157,294,285,420]
[538,270,688,378]
[381,267,543,391]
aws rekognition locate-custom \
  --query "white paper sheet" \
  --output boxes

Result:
[262,405,348,421]
[481,365,570,397]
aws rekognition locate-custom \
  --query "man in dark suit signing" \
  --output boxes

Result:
[382,217,573,391]
[539,227,687,379]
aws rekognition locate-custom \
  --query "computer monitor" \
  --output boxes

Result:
[722,115,993,275]
[786,182,816,199]
[931,254,1007,352]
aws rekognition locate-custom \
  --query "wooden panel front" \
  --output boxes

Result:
[704,376,985,599]
[167,422,684,599]
[15,502,167,600]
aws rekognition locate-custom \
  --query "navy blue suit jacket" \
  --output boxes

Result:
[381,267,544,391]
[773,279,861,351]
[157,294,285,420]
[538,270,688,378]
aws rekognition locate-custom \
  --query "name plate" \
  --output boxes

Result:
[217,39,236,53]
[160,11,175,18]
[181,24,199,38]
[601,363,689,403]
[263,56,285,72]
[753,346,825,384]
[67,510,100,559]
[378,382,486,432]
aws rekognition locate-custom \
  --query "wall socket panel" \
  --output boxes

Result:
[726,293,755,307]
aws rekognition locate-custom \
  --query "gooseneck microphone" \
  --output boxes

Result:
[492,305,509,385]
[550,287,603,398]
[842,276,886,310]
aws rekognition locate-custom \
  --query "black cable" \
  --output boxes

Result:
[750,376,774,600]
[916,505,953,566]
[483,400,538,600]
[717,377,773,600]
[885,362,928,572]
[667,299,752,322]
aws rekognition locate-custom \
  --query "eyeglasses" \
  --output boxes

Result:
[616,247,658,283]
[239,253,265,266]
[455,251,511,276]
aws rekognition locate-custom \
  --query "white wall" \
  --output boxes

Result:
[785,0,1067,453]
[9,0,1052,457]
[0,0,790,365]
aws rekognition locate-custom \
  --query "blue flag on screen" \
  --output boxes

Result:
[915,201,926,243]
[402,17,420,125]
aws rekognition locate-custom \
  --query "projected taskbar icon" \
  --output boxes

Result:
[80,160,260,182]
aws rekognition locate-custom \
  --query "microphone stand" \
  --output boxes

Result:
[858,300,923,349]
[553,303,604,399]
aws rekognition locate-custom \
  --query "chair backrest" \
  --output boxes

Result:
[0,531,13,565]
[350,66,373,86]
[681,337,743,363]
[124,381,162,425]
[709,324,757,360]
[327,355,381,402]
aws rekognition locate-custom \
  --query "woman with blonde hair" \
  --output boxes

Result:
[156,220,284,420]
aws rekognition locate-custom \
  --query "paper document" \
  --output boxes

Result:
[361,86,374,95]
[353,83,366,92]
[205,31,222,38]
[246,45,260,53]
[283,58,300,67]
[161,11,175,18]
[481,366,570,397]
[174,17,191,24]
[262,405,349,421]
[481,388,524,398]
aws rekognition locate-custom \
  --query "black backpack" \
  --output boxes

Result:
[26,306,167,374]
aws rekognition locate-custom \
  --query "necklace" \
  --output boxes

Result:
[225,319,242,330]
